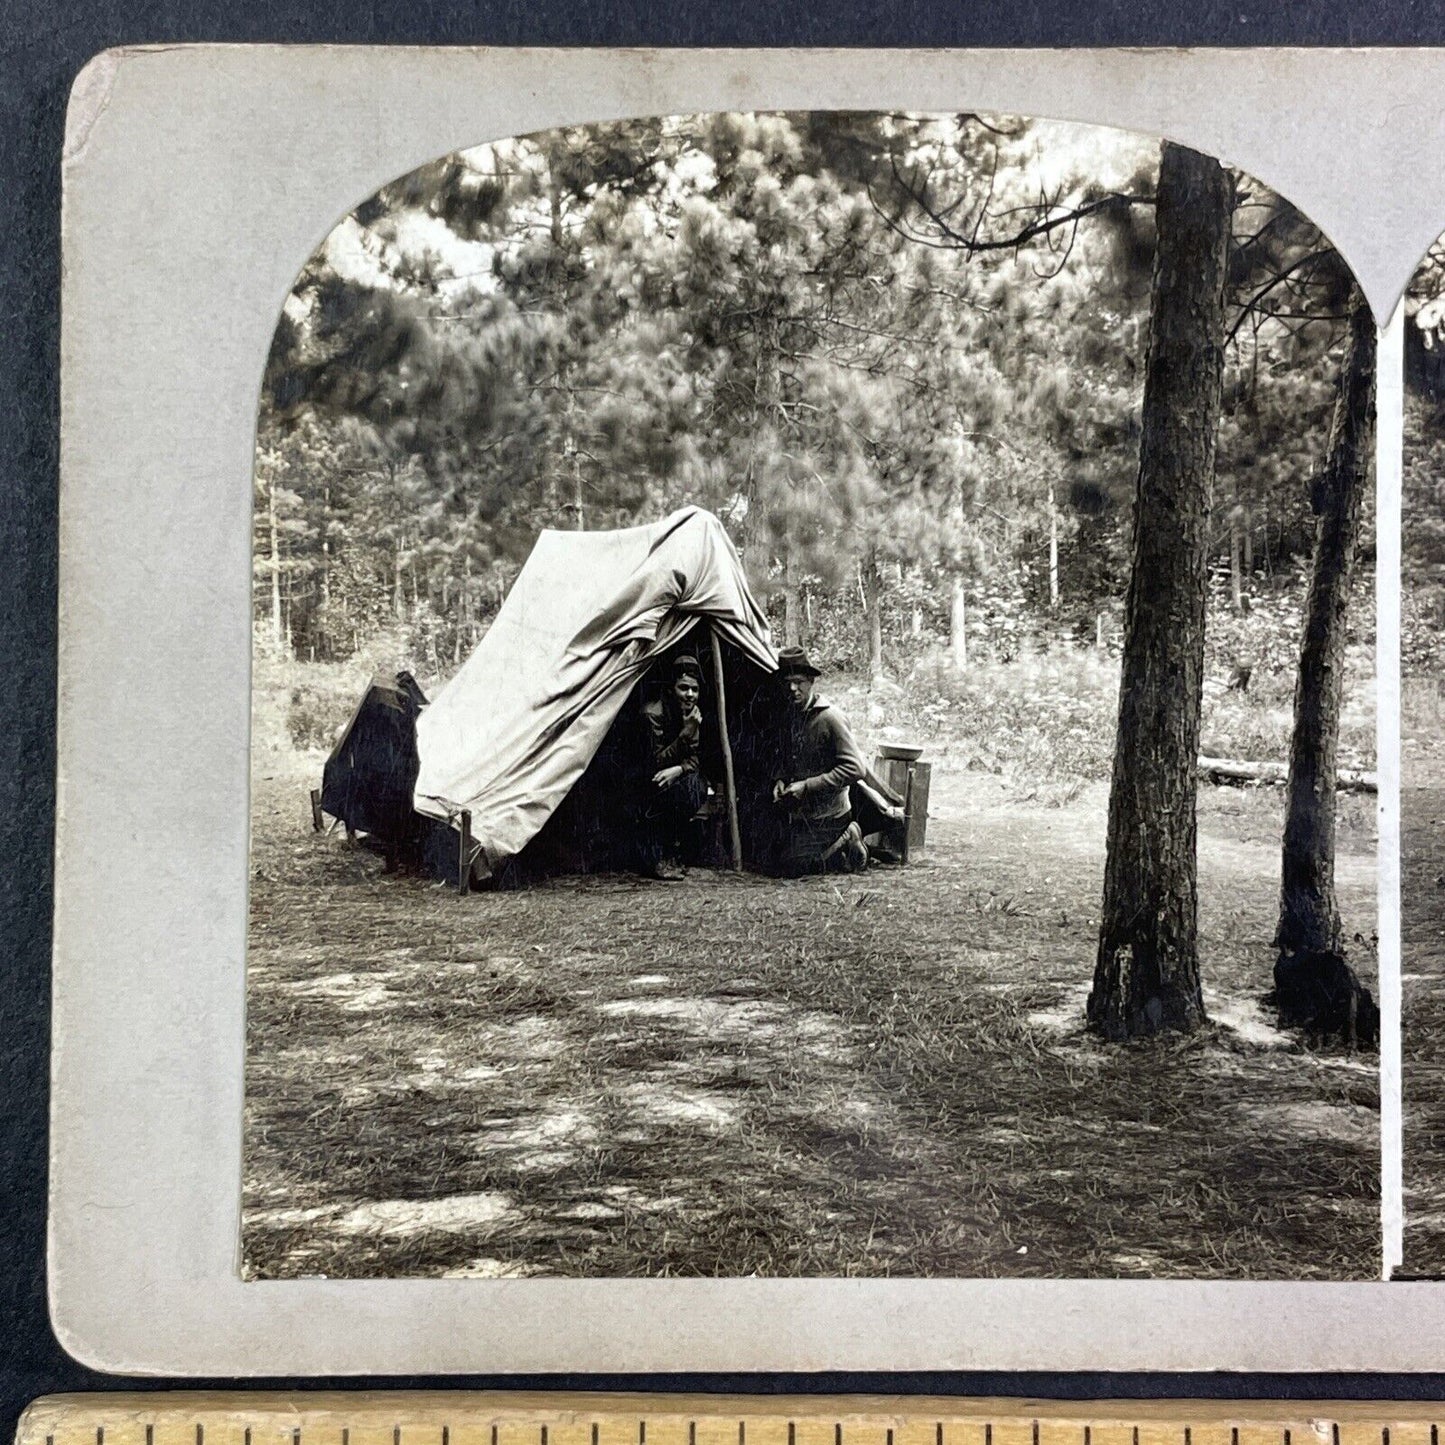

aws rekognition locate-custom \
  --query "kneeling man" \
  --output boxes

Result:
[771,646,869,875]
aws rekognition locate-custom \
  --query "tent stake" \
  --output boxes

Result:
[710,627,743,872]
[458,810,472,896]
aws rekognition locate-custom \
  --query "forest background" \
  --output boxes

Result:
[254,110,1376,786]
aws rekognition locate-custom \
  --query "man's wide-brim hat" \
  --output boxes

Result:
[776,646,821,678]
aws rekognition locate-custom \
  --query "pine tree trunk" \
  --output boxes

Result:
[1089,141,1233,1042]
[951,578,968,670]
[1242,503,1254,577]
[1276,288,1376,957]
[268,478,284,655]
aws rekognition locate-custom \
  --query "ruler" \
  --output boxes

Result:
[14,1396,1445,1445]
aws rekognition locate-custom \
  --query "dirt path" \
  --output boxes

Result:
[244,759,1379,1281]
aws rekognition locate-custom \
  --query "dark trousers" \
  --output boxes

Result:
[775,811,853,877]
[633,771,708,870]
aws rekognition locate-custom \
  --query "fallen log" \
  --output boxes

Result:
[1197,755,1377,793]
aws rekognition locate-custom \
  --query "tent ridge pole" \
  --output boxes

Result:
[709,626,743,872]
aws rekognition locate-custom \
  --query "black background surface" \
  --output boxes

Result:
[6,2,1445,1434]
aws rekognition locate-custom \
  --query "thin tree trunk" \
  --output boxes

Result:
[1243,503,1254,577]
[782,546,802,647]
[319,480,331,610]
[282,565,292,657]
[1048,477,1060,610]
[1276,288,1376,957]
[951,578,968,670]
[1089,141,1233,1042]
[393,540,404,621]
[268,478,284,655]
[864,552,884,682]
[1229,503,1244,612]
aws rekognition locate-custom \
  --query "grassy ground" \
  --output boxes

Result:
[1402,677,1445,1276]
[244,683,1380,1280]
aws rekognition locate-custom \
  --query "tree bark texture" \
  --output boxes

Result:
[1089,142,1233,1042]
[1275,288,1376,957]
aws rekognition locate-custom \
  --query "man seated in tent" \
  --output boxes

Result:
[769,646,870,876]
[634,653,710,881]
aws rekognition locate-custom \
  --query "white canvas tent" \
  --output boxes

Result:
[413,506,777,878]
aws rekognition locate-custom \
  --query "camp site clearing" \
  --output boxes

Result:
[243,737,1379,1282]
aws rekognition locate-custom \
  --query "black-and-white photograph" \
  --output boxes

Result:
[242,109,1379,1282]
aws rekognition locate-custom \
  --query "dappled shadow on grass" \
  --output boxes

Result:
[244,759,1379,1281]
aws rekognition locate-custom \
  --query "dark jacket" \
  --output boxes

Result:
[787,695,866,821]
[642,695,701,774]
